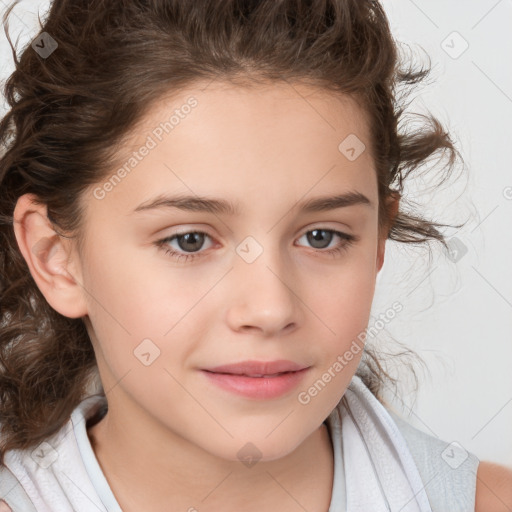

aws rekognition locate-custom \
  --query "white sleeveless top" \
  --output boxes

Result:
[0,375,479,511]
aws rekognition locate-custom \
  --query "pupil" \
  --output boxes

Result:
[308,229,332,249]
[178,233,204,252]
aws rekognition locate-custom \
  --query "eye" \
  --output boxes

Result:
[155,230,214,263]
[296,229,357,257]
[155,228,357,263]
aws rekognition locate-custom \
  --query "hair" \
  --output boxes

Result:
[0,0,464,464]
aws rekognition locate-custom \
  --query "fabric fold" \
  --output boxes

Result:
[337,375,433,512]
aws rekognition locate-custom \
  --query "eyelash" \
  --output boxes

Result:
[155,228,357,263]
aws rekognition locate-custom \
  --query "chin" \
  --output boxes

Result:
[212,434,304,466]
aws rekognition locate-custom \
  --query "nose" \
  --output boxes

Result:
[225,244,299,336]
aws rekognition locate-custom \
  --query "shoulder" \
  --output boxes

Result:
[0,500,12,512]
[386,408,480,510]
[475,461,512,512]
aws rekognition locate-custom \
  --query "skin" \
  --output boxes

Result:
[475,462,512,512]
[12,80,511,511]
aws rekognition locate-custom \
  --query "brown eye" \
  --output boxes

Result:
[174,232,206,253]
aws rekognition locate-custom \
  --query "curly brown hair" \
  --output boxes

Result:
[0,0,464,465]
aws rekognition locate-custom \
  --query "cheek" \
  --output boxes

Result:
[82,236,173,329]
[315,242,377,318]
[308,245,377,360]
[81,242,207,371]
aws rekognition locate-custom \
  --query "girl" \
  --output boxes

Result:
[0,0,510,511]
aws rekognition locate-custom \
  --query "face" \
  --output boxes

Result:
[76,80,388,462]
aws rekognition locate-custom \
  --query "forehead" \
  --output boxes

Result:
[139,78,372,150]
[86,79,376,218]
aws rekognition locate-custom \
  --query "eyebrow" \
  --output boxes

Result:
[132,191,373,216]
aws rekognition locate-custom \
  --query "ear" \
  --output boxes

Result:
[12,193,88,318]
[376,192,400,273]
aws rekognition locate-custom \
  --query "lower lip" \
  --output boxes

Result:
[201,368,310,400]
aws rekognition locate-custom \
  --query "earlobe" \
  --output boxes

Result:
[376,192,400,274]
[12,193,88,319]
[376,239,386,274]
[386,191,401,229]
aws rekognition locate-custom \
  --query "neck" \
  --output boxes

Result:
[87,404,334,512]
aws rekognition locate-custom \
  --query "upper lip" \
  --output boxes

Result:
[203,360,309,376]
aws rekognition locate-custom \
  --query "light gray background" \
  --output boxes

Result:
[1,0,511,467]
[375,0,512,468]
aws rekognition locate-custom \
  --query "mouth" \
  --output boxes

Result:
[200,361,311,400]
[205,371,293,378]
[202,359,309,376]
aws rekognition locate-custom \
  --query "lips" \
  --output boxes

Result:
[203,359,309,377]
[201,360,311,399]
